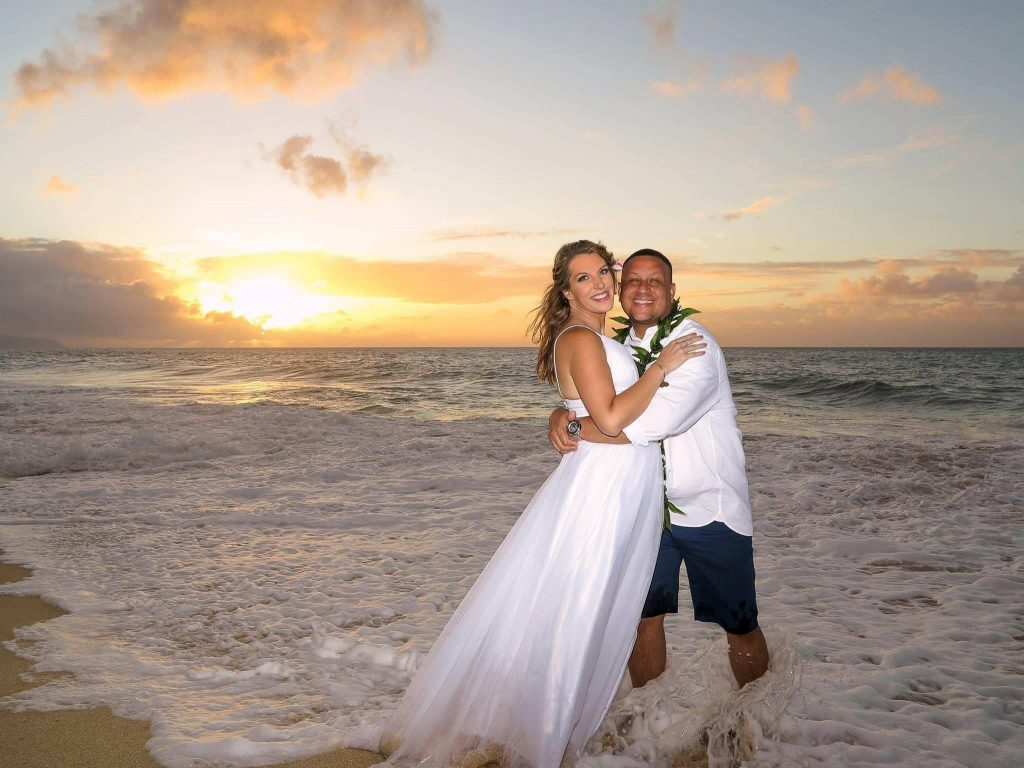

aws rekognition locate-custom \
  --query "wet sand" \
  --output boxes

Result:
[0,558,382,768]
[1,556,712,767]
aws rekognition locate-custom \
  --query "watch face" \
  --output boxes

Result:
[567,420,582,436]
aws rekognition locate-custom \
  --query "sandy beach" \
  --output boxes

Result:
[0,557,383,768]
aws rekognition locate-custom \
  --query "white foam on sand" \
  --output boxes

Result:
[1,390,1022,767]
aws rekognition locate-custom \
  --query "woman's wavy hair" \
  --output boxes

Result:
[528,239,616,385]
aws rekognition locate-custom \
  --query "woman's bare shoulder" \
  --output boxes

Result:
[555,325,603,349]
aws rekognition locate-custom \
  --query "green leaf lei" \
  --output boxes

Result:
[612,299,701,529]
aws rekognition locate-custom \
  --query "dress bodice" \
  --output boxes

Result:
[554,328,639,417]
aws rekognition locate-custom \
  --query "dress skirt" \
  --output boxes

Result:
[379,440,663,768]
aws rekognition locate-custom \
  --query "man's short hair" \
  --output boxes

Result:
[622,248,673,281]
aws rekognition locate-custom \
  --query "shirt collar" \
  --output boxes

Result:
[627,325,658,347]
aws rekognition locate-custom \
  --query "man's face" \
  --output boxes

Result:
[619,256,675,328]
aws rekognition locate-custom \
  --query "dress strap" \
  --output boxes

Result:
[553,325,603,400]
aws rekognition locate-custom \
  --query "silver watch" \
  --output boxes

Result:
[567,419,582,438]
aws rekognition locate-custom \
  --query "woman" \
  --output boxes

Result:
[378,241,704,767]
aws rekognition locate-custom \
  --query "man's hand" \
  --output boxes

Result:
[547,408,578,455]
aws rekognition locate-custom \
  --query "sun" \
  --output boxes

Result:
[196,275,334,330]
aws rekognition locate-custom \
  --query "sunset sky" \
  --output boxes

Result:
[1,0,1022,347]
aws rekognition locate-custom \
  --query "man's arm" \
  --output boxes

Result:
[547,409,629,455]
[548,408,577,454]
[621,336,721,446]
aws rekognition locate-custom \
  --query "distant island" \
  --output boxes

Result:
[0,335,65,350]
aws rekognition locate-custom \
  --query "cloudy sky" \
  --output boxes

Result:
[1,0,1022,346]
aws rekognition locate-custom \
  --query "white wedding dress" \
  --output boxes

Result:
[378,328,662,768]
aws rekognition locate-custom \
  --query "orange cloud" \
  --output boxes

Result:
[43,175,79,196]
[839,264,981,299]
[650,80,695,99]
[14,0,437,106]
[722,55,798,103]
[345,145,388,186]
[5,239,1020,348]
[673,252,1023,347]
[431,228,581,242]
[833,126,956,168]
[0,238,261,346]
[327,123,390,185]
[0,238,555,346]
[695,257,1023,346]
[267,136,348,197]
[194,251,549,305]
[721,196,786,222]
[263,133,386,197]
[674,250,1024,285]
[840,65,941,105]
[995,266,1024,301]
[643,6,678,51]
[681,258,876,278]
[795,104,816,129]
[705,299,1022,347]
[936,249,1024,267]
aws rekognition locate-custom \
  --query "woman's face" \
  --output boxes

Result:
[563,252,615,314]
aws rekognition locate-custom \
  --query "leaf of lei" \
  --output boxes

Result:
[611,316,631,344]
[615,299,702,528]
[624,300,701,377]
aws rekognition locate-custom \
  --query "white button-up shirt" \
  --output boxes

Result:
[621,318,753,536]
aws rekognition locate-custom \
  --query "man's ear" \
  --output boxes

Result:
[670,283,677,298]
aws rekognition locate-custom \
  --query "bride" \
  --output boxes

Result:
[378,241,703,767]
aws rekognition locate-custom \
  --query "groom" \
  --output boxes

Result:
[547,248,769,689]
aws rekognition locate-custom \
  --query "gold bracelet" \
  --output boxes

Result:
[652,360,666,383]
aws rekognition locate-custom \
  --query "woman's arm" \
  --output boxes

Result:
[556,328,698,437]
[547,332,706,453]
[578,416,629,443]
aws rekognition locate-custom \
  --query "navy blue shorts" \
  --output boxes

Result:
[641,521,760,635]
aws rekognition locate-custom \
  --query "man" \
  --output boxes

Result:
[547,248,769,689]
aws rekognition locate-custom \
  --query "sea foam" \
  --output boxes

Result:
[1,381,1021,767]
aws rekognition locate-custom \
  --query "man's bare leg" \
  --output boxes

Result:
[628,615,667,688]
[726,626,769,688]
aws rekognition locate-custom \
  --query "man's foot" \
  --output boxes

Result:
[730,711,757,762]
[700,711,757,767]
[671,746,709,768]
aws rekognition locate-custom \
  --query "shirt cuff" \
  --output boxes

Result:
[621,422,650,447]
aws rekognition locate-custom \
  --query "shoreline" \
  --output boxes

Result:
[0,556,382,768]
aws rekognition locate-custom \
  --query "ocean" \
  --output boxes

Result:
[1,347,1021,767]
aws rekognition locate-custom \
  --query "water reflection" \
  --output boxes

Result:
[1,347,1021,439]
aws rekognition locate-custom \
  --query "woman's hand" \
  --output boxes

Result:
[652,333,706,378]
